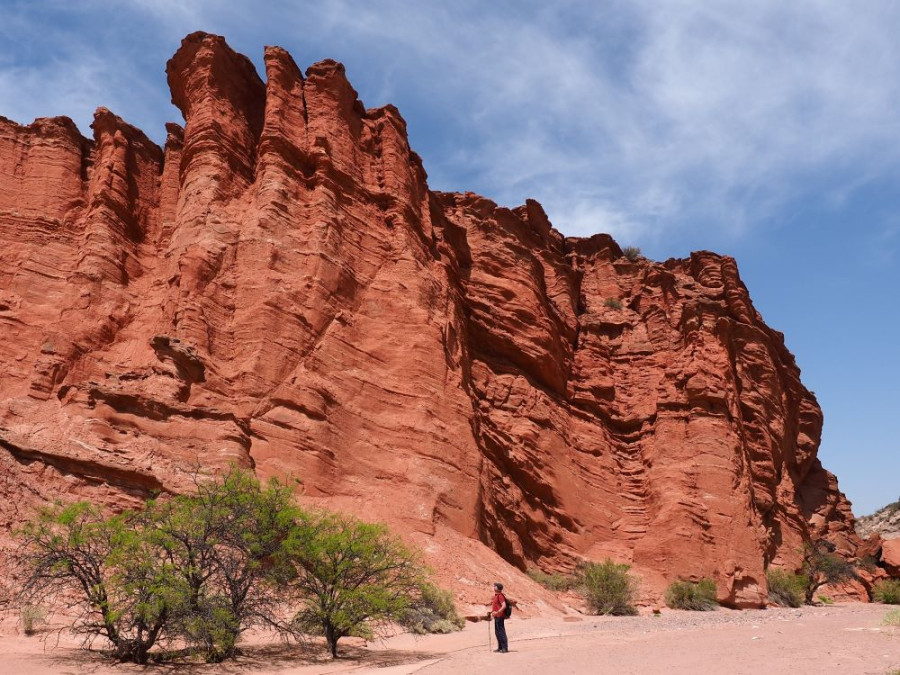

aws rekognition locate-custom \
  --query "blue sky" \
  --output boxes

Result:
[1,1,897,515]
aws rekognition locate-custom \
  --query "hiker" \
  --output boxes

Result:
[488,581,509,653]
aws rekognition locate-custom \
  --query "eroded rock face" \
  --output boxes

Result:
[0,32,869,607]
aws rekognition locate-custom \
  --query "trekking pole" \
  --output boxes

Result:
[488,613,491,652]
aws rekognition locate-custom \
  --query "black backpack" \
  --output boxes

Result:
[502,594,512,618]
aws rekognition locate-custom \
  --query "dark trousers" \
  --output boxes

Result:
[494,617,508,651]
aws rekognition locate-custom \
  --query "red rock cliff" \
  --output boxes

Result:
[0,33,866,607]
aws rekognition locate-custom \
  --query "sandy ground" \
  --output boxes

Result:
[1,603,898,675]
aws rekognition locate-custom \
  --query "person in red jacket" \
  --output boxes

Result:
[488,582,509,652]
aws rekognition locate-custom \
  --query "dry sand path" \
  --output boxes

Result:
[1,603,898,675]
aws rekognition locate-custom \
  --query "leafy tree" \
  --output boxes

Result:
[16,502,177,663]
[281,511,425,658]
[800,539,856,604]
[147,469,297,662]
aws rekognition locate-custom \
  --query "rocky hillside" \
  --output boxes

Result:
[0,32,870,608]
[856,499,900,540]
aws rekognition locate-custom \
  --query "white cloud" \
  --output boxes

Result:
[0,54,109,134]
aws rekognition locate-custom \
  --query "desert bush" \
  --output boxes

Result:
[604,298,623,310]
[580,560,638,616]
[399,582,465,634]
[874,579,900,604]
[664,579,718,611]
[20,604,47,636]
[766,569,805,608]
[281,511,426,658]
[622,246,642,262]
[883,608,900,627]
[527,569,575,592]
[801,539,857,604]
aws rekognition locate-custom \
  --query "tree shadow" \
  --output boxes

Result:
[40,639,442,673]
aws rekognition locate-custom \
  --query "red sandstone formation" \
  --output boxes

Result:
[0,33,876,608]
[881,540,900,578]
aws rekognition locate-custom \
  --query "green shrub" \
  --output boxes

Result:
[817,595,834,605]
[20,604,47,636]
[527,569,575,592]
[399,583,465,635]
[604,298,623,310]
[579,560,638,616]
[622,246,642,262]
[664,579,718,611]
[874,579,900,604]
[766,569,806,608]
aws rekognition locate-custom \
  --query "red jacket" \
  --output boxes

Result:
[491,592,507,618]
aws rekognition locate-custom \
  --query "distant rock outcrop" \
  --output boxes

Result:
[855,499,900,578]
[856,499,900,541]
[0,32,873,608]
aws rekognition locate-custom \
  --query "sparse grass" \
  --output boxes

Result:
[817,594,834,605]
[883,608,900,627]
[527,569,575,592]
[664,579,718,611]
[622,246,642,262]
[20,604,47,636]
[604,298,623,310]
[766,569,806,608]
[874,579,900,604]
[579,560,638,616]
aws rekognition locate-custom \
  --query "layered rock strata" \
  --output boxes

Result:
[0,33,872,607]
